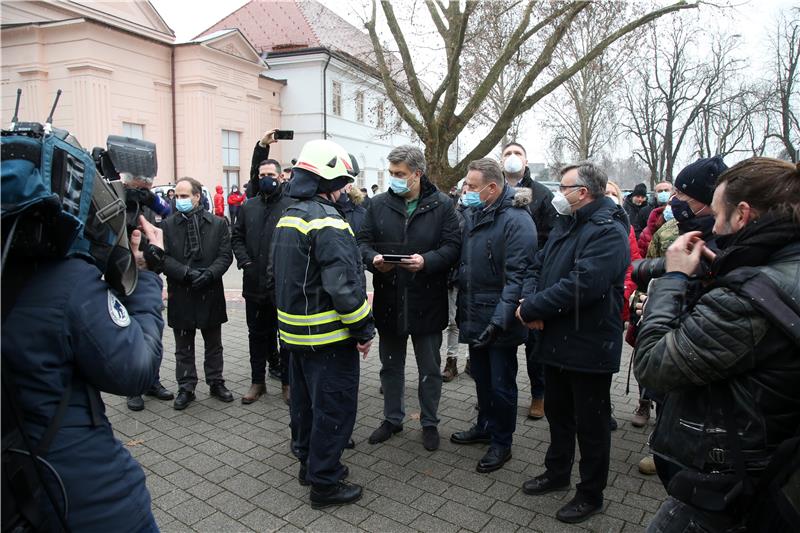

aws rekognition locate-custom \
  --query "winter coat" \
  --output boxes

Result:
[520,196,630,373]
[634,217,800,475]
[514,169,558,249]
[646,219,679,258]
[358,176,461,335]
[457,185,537,347]
[269,196,374,351]
[162,209,233,329]
[213,186,225,217]
[2,259,163,532]
[623,225,642,322]
[247,141,270,198]
[623,195,652,239]
[338,188,367,237]
[227,191,245,207]
[637,206,666,257]
[231,185,294,303]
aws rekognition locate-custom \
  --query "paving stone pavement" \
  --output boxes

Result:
[105,299,665,532]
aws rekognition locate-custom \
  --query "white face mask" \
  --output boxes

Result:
[551,191,574,216]
[608,194,620,205]
[503,154,524,174]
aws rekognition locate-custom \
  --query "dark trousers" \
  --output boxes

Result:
[229,205,240,226]
[469,344,519,448]
[647,496,742,533]
[524,334,545,399]
[289,346,359,486]
[174,326,224,392]
[245,298,280,384]
[543,365,611,506]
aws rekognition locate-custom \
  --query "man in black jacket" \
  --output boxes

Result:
[501,141,558,421]
[516,162,630,524]
[162,177,234,409]
[624,183,652,238]
[450,158,537,473]
[232,154,294,405]
[358,145,461,452]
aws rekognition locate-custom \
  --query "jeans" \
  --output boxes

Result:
[379,331,442,427]
[289,346,359,486]
[229,205,240,226]
[245,298,280,385]
[469,344,519,448]
[543,365,612,506]
[647,496,743,533]
[524,333,545,399]
[445,288,463,359]
[173,326,224,391]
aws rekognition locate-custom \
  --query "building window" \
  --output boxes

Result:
[332,80,342,116]
[355,91,364,123]
[222,129,240,167]
[123,121,144,139]
[376,102,385,129]
[223,170,239,194]
[377,170,385,192]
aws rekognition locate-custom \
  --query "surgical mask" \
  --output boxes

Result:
[462,189,486,208]
[663,205,674,222]
[657,191,671,204]
[176,198,194,213]
[504,155,524,174]
[389,176,411,195]
[551,191,574,216]
[608,194,620,205]
[259,177,279,196]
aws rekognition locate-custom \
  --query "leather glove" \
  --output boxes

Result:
[185,268,202,285]
[473,323,500,349]
[143,244,165,274]
[191,269,214,290]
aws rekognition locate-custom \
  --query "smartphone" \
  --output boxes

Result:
[382,254,412,263]
[274,130,294,140]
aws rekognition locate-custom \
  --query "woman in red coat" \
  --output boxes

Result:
[213,185,225,218]
[605,181,641,322]
[227,185,245,225]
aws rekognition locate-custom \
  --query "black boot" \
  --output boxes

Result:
[126,395,144,411]
[173,390,195,410]
[145,382,174,401]
[309,481,362,509]
[209,382,234,402]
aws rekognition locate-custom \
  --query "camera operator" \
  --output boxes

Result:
[634,157,800,532]
[2,215,166,532]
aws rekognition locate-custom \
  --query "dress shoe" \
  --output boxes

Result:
[522,474,570,495]
[310,481,363,509]
[145,382,174,401]
[126,395,144,411]
[299,464,349,486]
[528,398,544,419]
[631,400,652,428]
[450,425,491,445]
[556,497,602,523]
[476,446,511,473]
[281,384,290,406]
[241,383,266,405]
[210,383,234,402]
[422,426,440,451]
[442,357,458,382]
[173,390,195,410]
[638,455,657,475]
[368,421,402,444]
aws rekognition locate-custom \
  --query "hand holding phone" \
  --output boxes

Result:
[273,130,294,140]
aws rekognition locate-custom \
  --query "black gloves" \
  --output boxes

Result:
[143,244,165,274]
[473,323,500,349]
[191,269,214,290]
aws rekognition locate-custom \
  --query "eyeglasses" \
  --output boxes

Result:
[558,184,586,192]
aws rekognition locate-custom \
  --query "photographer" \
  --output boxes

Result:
[2,215,166,532]
[634,157,800,532]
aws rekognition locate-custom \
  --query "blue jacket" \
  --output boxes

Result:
[520,196,629,373]
[2,259,164,532]
[457,185,537,347]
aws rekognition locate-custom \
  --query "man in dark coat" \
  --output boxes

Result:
[517,162,630,524]
[624,182,652,238]
[450,158,537,474]
[501,141,558,421]
[358,145,461,452]
[162,177,234,409]
[232,156,294,405]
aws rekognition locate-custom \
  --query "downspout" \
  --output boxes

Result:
[171,47,177,180]
[322,51,331,139]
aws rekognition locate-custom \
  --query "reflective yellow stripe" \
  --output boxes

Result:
[339,299,370,325]
[279,328,352,346]
[276,216,354,236]
[277,308,339,326]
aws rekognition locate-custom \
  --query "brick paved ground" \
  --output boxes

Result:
[105,296,665,532]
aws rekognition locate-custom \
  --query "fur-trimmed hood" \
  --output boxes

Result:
[512,187,532,208]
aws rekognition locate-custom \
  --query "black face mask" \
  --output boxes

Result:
[669,198,695,223]
[259,177,279,196]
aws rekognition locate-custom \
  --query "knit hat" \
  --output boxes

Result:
[631,183,647,198]
[674,156,728,205]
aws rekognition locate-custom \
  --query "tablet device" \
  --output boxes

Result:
[382,254,413,263]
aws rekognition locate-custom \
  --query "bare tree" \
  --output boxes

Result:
[364,0,698,188]
[764,8,799,162]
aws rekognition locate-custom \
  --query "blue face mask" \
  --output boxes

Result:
[388,177,411,195]
[176,198,194,213]
[657,191,671,204]
[462,185,489,208]
[663,205,674,222]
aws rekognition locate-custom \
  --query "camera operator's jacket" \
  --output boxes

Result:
[634,217,800,475]
[268,197,374,350]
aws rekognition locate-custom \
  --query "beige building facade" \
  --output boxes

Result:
[1,0,284,192]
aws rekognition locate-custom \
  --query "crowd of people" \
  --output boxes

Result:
[4,124,799,531]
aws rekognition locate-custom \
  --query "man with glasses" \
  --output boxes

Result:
[515,162,630,524]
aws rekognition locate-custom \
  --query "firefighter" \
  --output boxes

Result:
[267,139,375,509]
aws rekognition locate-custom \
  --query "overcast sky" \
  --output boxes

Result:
[151,0,796,163]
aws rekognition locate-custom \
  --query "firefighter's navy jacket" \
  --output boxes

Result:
[268,196,374,350]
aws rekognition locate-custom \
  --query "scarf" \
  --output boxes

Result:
[181,207,204,261]
[677,214,715,240]
[711,213,800,276]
